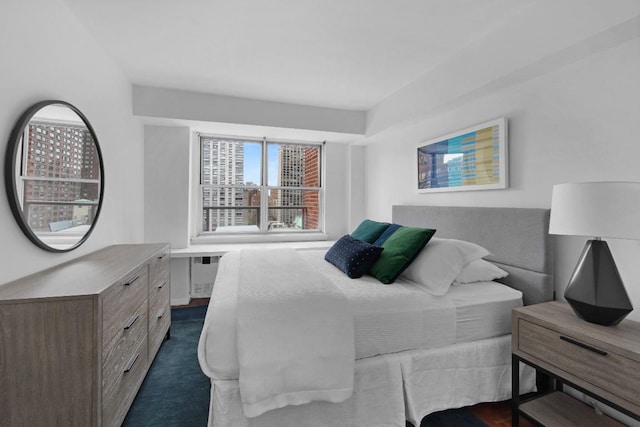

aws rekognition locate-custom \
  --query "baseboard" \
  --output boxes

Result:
[171,296,191,306]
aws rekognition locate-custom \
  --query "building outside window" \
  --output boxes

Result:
[21,121,100,232]
[199,136,323,234]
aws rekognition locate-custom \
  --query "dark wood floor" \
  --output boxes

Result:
[471,400,535,427]
[174,297,210,308]
[175,298,533,426]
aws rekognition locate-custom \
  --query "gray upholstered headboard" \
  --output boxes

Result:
[392,205,553,305]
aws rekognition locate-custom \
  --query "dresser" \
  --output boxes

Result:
[512,301,640,426]
[0,243,171,427]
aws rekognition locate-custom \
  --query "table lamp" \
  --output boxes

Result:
[549,181,640,326]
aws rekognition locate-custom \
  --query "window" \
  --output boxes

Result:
[199,136,323,235]
[17,121,100,234]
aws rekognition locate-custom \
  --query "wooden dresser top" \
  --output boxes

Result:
[0,243,169,302]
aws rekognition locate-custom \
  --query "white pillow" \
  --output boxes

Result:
[401,238,490,295]
[453,259,508,284]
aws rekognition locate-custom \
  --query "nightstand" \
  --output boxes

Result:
[512,301,640,427]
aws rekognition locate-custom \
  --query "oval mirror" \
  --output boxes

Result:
[4,100,104,252]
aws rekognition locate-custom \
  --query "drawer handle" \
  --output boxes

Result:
[560,336,608,356]
[157,308,167,319]
[124,353,139,373]
[158,281,167,289]
[158,253,167,260]
[124,275,140,286]
[124,314,139,330]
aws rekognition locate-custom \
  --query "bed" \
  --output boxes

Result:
[198,205,553,426]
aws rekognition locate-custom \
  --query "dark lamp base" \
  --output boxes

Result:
[564,240,633,327]
[565,298,631,326]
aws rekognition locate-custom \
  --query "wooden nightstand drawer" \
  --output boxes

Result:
[512,301,640,426]
[518,318,640,407]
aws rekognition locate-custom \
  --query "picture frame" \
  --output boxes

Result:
[417,117,508,193]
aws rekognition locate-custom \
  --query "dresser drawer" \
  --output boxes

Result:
[518,319,640,406]
[102,337,149,427]
[149,250,170,292]
[149,276,170,323]
[102,301,148,399]
[102,266,148,348]
[149,270,170,313]
[148,254,170,360]
[149,296,171,360]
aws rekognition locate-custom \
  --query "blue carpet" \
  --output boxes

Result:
[123,313,210,426]
[124,306,488,427]
[170,305,208,321]
[414,408,488,426]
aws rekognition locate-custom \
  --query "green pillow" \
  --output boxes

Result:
[369,226,436,284]
[351,219,390,244]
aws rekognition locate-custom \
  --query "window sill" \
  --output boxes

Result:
[171,233,334,258]
[191,232,329,245]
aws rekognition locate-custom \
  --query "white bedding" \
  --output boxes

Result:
[198,249,523,382]
[199,249,458,381]
[205,335,537,427]
[234,249,354,417]
[197,247,536,426]
[449,281,523,343]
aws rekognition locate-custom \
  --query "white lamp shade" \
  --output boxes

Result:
[549,181,640,240]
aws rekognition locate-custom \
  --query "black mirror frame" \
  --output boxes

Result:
[4,100,105,252]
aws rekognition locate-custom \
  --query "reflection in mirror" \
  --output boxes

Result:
[5,101,104,252]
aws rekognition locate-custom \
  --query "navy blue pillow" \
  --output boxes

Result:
[373,223,402,246]
[325,235,384,278]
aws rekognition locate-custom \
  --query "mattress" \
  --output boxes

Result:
[449,281,523,343]
[198,249,522,381]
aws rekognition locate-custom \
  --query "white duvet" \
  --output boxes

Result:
[233,249,354,417]
[198,249,457,381]
[197,248,531,426]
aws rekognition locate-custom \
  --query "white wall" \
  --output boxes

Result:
[144,125,191,249]
[0,0,144,285]
[347,145,366,231]
[134,85,366,135]
[141,125,351,243]
[361,35,640,320]
[323,142,350,239]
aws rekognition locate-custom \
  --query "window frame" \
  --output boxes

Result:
[196,133,325,238]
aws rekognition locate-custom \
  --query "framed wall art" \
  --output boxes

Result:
[417,117,508,193]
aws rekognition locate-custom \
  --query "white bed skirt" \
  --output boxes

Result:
[206,335,536,427]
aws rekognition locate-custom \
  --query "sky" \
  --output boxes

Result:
[244,143,279,185]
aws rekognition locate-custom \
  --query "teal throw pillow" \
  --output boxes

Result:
[351,219,390,244]
[369,226,436,284]
[373,223,402,246]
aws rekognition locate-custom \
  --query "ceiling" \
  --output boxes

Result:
[59,0,640,140]
[60,0,539,111]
